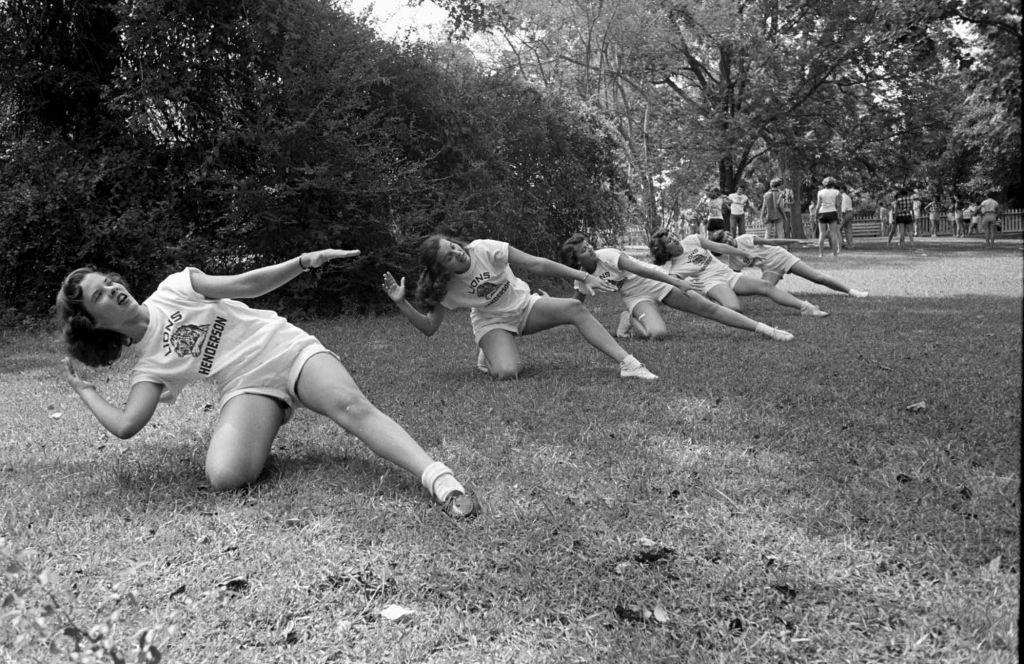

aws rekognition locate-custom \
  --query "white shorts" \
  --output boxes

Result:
[220,343,337,424]
[470,293,542,344]
[620,279,674,314]
[692,262,742,294]
[758,253,800,280]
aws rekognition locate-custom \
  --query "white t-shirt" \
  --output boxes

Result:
[722,234,800,276]
[661,235,737,292]
[130,269,320,404]
[978,198,999,220]
[841,193,853,213]
[440,240,532,318]
[574,247,641,295]
[704,196,727,220]
[816,188,840,213]
[574,247,673,312]
[728,193,749,215]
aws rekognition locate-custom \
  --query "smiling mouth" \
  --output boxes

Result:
[116,293,127,305]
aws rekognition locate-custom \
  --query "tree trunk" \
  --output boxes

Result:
[719,157,736,194]
[782,162,806,239]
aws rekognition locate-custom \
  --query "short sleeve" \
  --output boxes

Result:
[469,239,509,270]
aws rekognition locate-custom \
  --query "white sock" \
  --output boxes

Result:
[755,322,772,336]
[800,300,813,310]
[620,354,640,368]
[420,462,465,502]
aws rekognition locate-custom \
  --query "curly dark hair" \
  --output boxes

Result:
[558,233,589,269]
[414,234,464,312]
[55,267,132,367]
[648,228,674,265]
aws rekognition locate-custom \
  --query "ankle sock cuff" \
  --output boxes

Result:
[421,461,451,494]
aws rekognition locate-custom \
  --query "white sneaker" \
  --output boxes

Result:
[848,289,868,298]
[615,311,632,338]
[619,356,658,380]
[476,349,489,374]
[801,303,829,317]
[761,327,794,342]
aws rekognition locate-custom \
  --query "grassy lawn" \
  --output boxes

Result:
[1,238,1020,663]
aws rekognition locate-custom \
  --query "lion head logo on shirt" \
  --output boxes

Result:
[474,281,500,299]
[168,324,210,358]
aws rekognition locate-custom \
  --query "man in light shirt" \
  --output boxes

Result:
[977,193,1002,248]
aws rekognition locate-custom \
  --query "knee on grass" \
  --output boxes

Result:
[487,360,522,380]
[206,461,263,491]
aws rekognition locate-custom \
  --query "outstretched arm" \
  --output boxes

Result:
[752,237,804,247]
[616,254,695,292]
[507,246,614,296]
[64,358,162,439]
[382,272,446,336]
[190,249,361,300]
[697,236,754,260]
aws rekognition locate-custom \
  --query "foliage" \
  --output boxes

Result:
[0,0,630,317]
[439,0,1021,230]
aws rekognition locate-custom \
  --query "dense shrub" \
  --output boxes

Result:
[0,0,632,318]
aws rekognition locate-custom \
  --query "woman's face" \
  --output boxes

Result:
[79,272,138,329]
[436,240,471,274]
[571,239,598,269]
[660,234,684,256]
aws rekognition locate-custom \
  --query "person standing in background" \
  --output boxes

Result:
[925,198,941,237]
[838,183,855,250]
[814,177,843,258]
[727,183,758,237]
[977,192,1002,248]
[760,178,789,239]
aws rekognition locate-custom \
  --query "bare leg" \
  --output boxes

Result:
[828,222,840,257]
[787,261,851,293]
[661,288,760,332]
[628,300,669,339]
[705,283,744,311]
[478,329,522,379]
[521,297,629,363]
[732,276,807,310]
[818,223,828,257]
[205,394,284,490]
[296,353,434,476]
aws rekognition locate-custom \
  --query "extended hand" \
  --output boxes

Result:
[305,248,361,269]
[63,357,94,394]
[674,277,697,292]
[581,274,616,296]
[382,272,406,303]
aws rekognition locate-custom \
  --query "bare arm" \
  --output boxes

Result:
[697,236,754,259]
[752,237,803,247]
[506,246,614,296]
[64,358,162,439]
[381,272,446,336]
[616,254,694,291]
[191,249,361,300]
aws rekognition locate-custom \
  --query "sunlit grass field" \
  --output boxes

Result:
[1,237,1020,663]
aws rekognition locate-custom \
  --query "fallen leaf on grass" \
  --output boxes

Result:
[987,556,1002,574]
[635,537,676,564]
[905,401,927,412]
[380,604,415,622]
[652,605,670,623]
[49,412,62,419]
